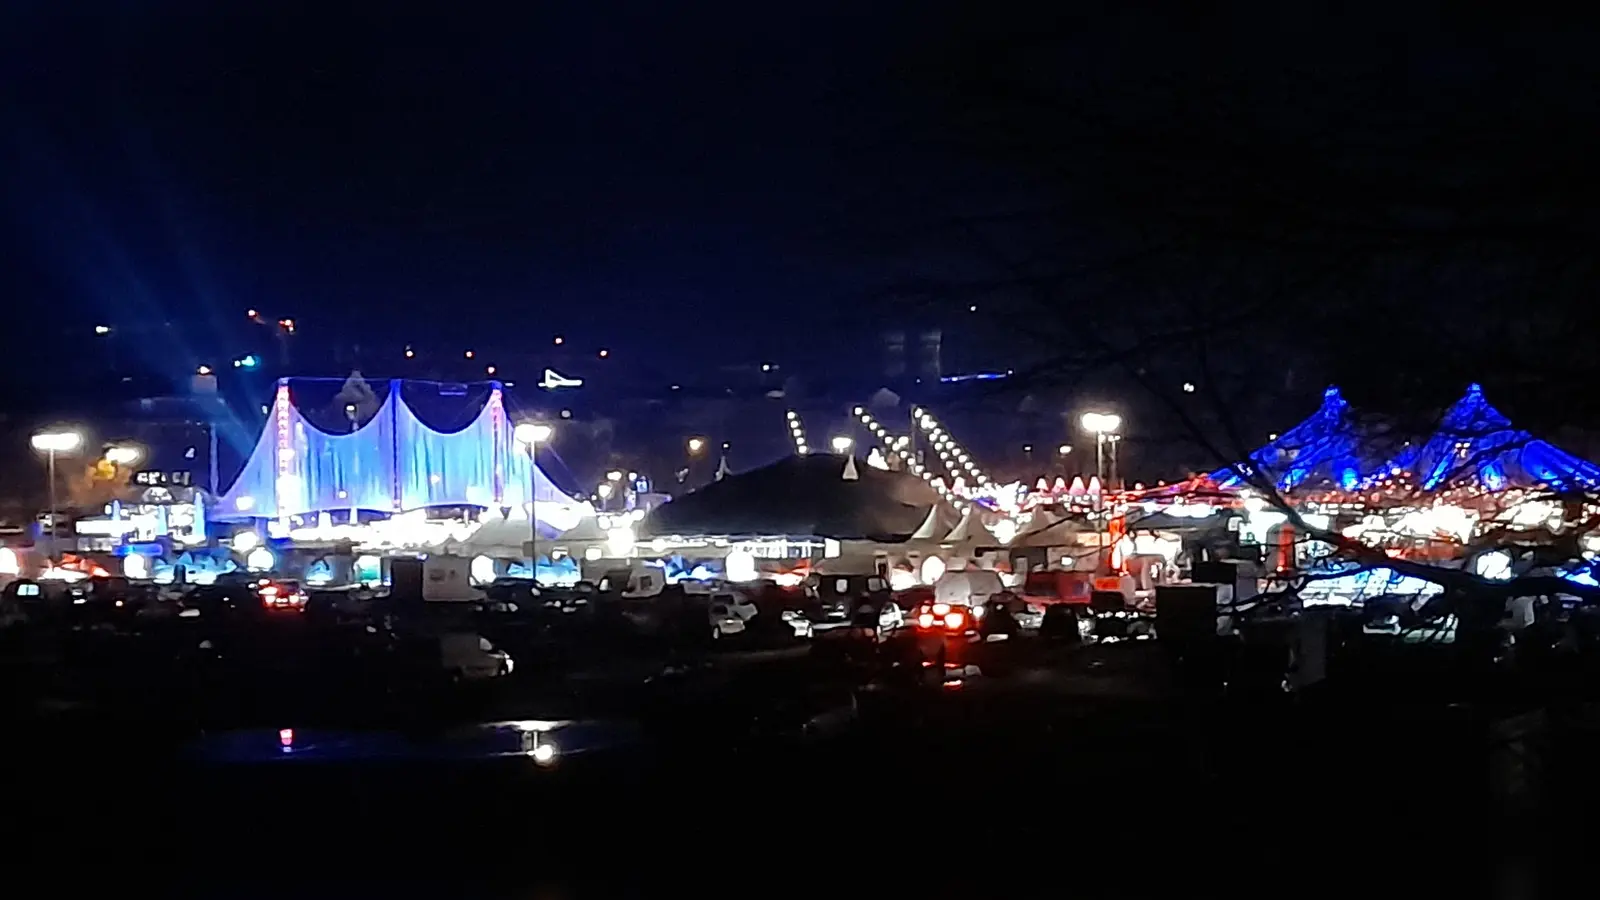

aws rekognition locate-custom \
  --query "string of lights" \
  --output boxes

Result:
[910,405,990,487]
[785,410,810,456]
[854,406,965,510]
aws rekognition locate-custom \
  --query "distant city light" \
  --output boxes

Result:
[196,365,213,376]
[247,309,258,318]
[94,325,110,335]
[404,348,415,358]
[464,349,475,359]
[278,318,295,333]
[233,354,259,368]
[831,436,854,453]
[554,336,564,345]
[761,363,772,372]
[486,365,497,375]
[1058,444,1072,456]
[968,305,978,312]
[687,437,707,455]
[1182,382,1196,393]
[1022,444,1033,453]
[598,349,610,358]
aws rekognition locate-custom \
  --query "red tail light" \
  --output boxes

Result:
[944,611,966,630]
[917,612,935,629]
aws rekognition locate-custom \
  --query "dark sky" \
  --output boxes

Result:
[6,3,1600,437]
[2,2,949,380]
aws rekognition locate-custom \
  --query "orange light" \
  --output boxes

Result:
[917,612,935,628]
[944,611,965,630]
[932,603,950,615]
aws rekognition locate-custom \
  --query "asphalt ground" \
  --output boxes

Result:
[0,629,1577,897]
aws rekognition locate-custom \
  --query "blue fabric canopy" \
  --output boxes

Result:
[1376,383,1600,492]
[1208,386,1372,491]
[216,379,574,520]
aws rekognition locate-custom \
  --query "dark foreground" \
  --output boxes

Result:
[13,679,1587,898]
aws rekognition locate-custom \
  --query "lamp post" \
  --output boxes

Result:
[514,422,553,584]
[32,429,82,561]
[1079,412,1122,487]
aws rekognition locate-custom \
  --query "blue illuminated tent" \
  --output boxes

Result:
[1377,383,1600,493]
[1208,386,1374,492]
[216,379,574,526]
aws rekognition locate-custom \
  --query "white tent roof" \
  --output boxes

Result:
[1016,516,1087,547]
[909,505,943,540]
[943,506,999,545]
[456,510,533,556]
[555,515,608,543]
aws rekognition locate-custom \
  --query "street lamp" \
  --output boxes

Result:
[687,437,707,455]
[514,422,554,583]
[31,429,82,561]
[830,436,854,454]
[1080,412,1123,487]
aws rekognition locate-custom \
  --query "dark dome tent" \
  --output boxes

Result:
[640,454,950,541]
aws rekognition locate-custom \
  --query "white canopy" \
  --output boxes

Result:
[943,506,999,546]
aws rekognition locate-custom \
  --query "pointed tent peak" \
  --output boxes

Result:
[868,387,901,408]
[1443,382,1513,432]
[1035,477,1049,492]
[909,505,942,540]
[842,454,860,481]
[715,455,732,481]
[1053,476,1068,492]
[1317,385,1349,415]
[1068,476,1086,495]
[1087,475,1103,494]
[943,505,998,544]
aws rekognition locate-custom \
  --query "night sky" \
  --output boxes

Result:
[5,4,1600,440]
[2,2,940,381]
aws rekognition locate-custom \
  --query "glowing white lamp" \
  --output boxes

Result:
[725,548,758,582]
[245,546,276,572]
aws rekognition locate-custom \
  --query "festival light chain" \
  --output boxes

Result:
[854,406,966,509]
[785,410,810,456]
[910,405,990,488]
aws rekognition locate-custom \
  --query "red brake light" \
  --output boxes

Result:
[917,612,935,629]
[261,586,279,597]
[279,728,294,747]
[944,611,965,630]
